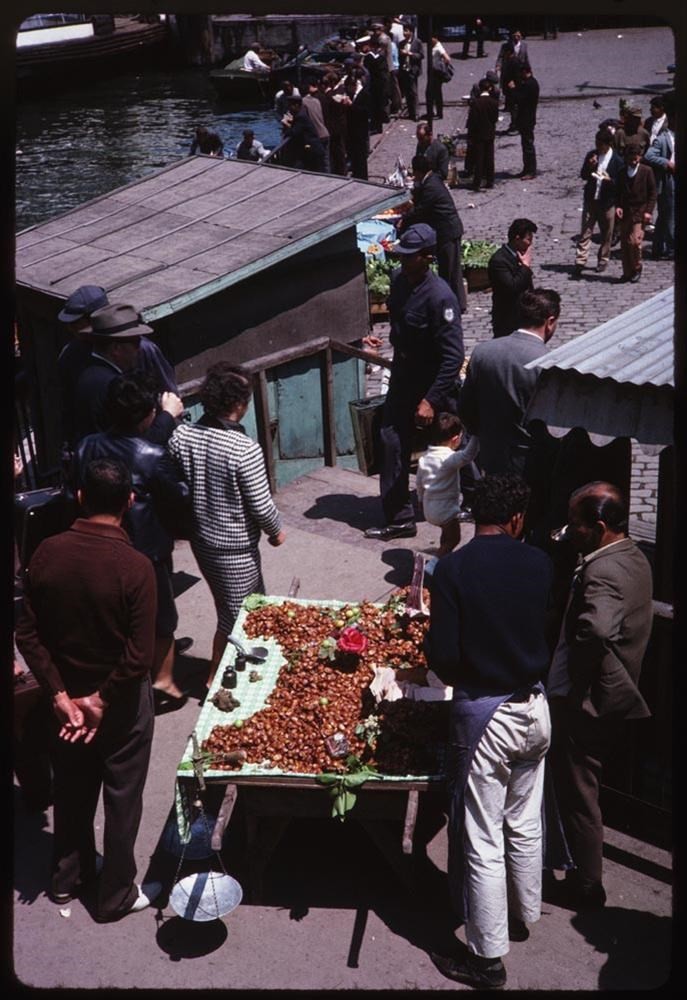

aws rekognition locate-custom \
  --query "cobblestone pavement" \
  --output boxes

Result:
[363,26,675,535]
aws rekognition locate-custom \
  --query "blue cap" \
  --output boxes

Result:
[58,285,108,323]
[393,223,437,254]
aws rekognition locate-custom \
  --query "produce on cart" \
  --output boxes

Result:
[197,589,449,781]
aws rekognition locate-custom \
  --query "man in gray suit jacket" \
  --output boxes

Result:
[547,482,653,909]
[458,288,559,477]
[644,102,675,260]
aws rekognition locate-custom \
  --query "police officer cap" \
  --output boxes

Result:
[58,284,108,323]
[393,223,437,254]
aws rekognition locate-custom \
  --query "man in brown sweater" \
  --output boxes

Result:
[16,458,161,922]
[615,139,657,282]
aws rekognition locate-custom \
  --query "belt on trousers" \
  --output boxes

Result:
[506,686,541,703]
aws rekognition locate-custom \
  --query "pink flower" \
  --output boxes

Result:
[337,627,368,655]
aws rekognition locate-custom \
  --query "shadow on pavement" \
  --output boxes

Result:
[381,547,417,586]
[13,788,53,905]
[172,570,202,599]
[570,907,672,989]
[302,492,381,531]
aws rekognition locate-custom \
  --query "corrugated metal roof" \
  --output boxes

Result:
[15,156,408,321]
[525,286,674,388]
[523,286,674,449]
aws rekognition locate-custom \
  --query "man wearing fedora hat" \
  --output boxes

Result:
[58,286,180,449]
[72,304,183,446]
[365,223,464,541]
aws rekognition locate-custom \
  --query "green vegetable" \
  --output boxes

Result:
[316,758,379,821]
[461,239,499,269]
[243,593,269,611]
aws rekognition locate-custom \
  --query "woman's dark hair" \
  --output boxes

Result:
[518,288,561,328]
[570,482,629,534]
[199,362,254,417]
[81,458,132,515]
[471,473,531,526]
[104,371,158,431]
[430,411,463,445]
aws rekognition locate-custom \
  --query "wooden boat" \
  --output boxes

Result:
[16,14,170,95]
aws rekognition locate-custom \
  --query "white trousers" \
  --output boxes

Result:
[464,692,551,958]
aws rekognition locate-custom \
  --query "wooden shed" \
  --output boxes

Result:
[15,156,407,486]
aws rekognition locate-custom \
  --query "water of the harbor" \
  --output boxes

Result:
[15,66,285,233]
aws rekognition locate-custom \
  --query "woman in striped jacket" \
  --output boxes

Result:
[168,363,285,685]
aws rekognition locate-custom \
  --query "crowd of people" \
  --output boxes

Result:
[13,17,667,987]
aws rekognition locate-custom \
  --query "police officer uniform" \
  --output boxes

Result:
[366,224,465,539]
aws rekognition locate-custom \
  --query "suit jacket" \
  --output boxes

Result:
[565,538,653,720]
[487,244,534,337]
[580,147,624,211]
[514,75,539,130]
[644,127,675,196]
[458,329,548,474]
[402,171,463,244]
[617,162,657,222]
[399,37,423,78]
[416,138,449,180]
[467,94,499,142]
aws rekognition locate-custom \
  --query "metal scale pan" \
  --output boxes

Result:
[170,870,243,922]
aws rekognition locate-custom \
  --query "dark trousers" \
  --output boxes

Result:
[426,78,444,117]
[652,183,675,258]
[520,126,537,175]
[399,71,419,120]
[436,238,467,313]
[50,677,154,920]
[548,698,624,886]
[462,26,485,57]
[471,138,495,189]
[329,133,348,176]
[347,136,368,179]
[379,383,423,526]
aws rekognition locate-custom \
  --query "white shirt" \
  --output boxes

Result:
[389,20,405,44]
[243,49,270,72]
[649,113,666,144]
[626,163,639,178]
[432,40,449,70]
[415,437,480,524]
[593,146,613,200]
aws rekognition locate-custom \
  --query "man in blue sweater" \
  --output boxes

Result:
[425,473,553,989]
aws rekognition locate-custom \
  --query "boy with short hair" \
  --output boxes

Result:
[416,412,479,555]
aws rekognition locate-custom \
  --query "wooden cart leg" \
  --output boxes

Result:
[211,784,238,851]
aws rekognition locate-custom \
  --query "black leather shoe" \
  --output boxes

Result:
[49,889,76,905]
[175,636,194,655]
[508,915,530,941]
[364,523,417,540]
[431,951,507,988]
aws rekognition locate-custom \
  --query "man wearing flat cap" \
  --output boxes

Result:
[72,304,183,446]
[365,224,464,541]
[615,140,656,283]
[613,105,650,157]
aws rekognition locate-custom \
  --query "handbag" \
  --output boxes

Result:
[437,61,454,82]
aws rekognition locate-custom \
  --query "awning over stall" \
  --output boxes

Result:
[524,286,674,451]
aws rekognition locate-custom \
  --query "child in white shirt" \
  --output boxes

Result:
[416,412,479,555]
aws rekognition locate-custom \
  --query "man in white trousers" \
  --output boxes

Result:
[424,473,554,988]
